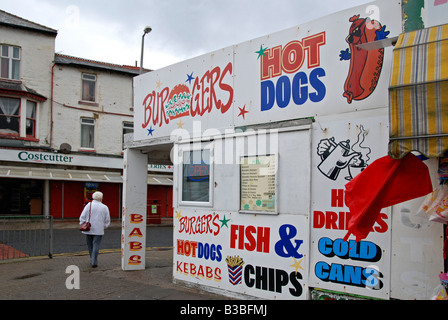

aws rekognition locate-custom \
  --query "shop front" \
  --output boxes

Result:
[0,148,173,220]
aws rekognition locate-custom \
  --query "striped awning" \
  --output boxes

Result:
[389,24,448,159]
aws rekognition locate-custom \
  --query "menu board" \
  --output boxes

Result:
[240,154,276,213]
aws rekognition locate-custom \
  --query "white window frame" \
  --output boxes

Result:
[80,117,95,149]
[178,143,214,207]
[81,73,97,102]
[0,45,21,80]
[122,121,134,148]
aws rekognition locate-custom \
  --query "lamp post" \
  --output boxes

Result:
[140,26,152,74]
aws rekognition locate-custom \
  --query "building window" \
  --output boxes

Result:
[1,45,20,80]
[81,73,96,102]
[122,122,134,148]
[0,97,20,135]
[26,100,36,137]
[179,147,213,206]
[80,118,95,149]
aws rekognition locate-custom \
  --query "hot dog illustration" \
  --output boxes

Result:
[340,14,389,104]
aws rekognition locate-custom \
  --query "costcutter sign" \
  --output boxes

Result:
[1,149,123,169]
[133,0,401,141]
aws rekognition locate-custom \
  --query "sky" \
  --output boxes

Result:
[2,0,372,70]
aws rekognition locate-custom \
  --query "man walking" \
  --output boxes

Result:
[79,191,111,267]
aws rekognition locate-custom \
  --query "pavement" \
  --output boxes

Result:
[0,219,231,301]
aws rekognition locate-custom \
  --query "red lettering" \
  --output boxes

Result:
[130,214,144,223]
[230,224,270,253]
[260,31,326,80]
[373,212,388,233]
[129,241,142,251]
[176,261,221,281]
[179,214,220,236]
[141,87,170,128]
[313,210,325,228]
[230,224,238,249]
[206,266,213,279]
[282,41,304,74]
[212,215,220,236]
[218,62,233,113]
[313,210,388,234]
[128,255,141,265]
[256,226,270,253]
[338,211,346,230]
[190,63,233,117]
[179,239,198,257]
[188,165,209,177]
[177,239,184,255]
[129,227,143,238]
[261,46,282,80]
[325,211,338,229]
[245,226,257,251]
[331,189,345,207]
[197,265,204,277]
[303,31,326,68]
[215,268,222,281]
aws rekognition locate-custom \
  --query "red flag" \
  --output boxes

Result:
[344,153,433,242]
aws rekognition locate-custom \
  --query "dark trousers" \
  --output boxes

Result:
[86,235,102,266]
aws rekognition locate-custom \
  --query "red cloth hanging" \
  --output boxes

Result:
[344,153,433,242]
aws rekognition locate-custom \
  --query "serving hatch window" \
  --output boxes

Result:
[180,148,213,205]
[240,154,277,214]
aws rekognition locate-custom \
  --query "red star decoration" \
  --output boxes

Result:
[238,105,249,119]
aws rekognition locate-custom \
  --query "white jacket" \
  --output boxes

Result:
[79,200,111,235]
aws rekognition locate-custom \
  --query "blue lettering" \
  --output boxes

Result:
[318,237,334,257]
[292,71,308,105]
[276,76,291,108]
[197,242,222,262]
[260,68,326,111]
[362,267,382,289]
[318,237,381,262]
[314,262,383,290]
[328,263,344,282]
[333,239,349,258]
[343,265,362,286]
[359,241,380,261]
[260,80,275,111]
[216,245,222,262]
[309,67,326,102]
[315,261,330,280]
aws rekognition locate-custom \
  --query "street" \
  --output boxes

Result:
[52,226,173,254]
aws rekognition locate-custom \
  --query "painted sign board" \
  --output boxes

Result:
[121,149,148,270]
[309,109,391,299]
[134,0,402,142]
[174,209,309,299]
[0,149,123,169]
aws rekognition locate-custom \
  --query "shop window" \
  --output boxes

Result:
[80,117,95,149]
[81,73,96,102]
[239,154,277,214]
[0,97,20,135]
[1,45,20,80]
[179,147,213,206]
[26,100,36,137]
